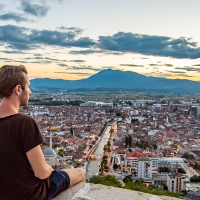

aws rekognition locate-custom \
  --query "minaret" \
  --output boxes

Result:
[50,132,52,149]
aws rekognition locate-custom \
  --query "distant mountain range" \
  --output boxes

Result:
[30,69,200,94]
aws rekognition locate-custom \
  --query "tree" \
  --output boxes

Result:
[178,168,186,174]
[70,127,74,136]
[123,175,133,183]
[58,149,63,157]
[107,141,111,146]
[113,164,118,170]
[184,152,195,159]
[79,143,86,151]
[102,155,108,160]
[125,134,132,147]
[103,166,110,172]
[159,167,170,173]
[53,143,59,148]
[153,144,157,150]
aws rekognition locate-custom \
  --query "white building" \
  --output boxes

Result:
[167,173,186,193]
[138,157,153,180]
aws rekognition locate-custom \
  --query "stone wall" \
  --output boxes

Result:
[53,182,180,200]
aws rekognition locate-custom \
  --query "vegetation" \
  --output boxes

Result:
[183,152,195,160]
[58,149,63,157]
[125,134,132,147]
[99,122,108,136]
[159,167,170,173]
[29,100,84,106]
[136,139,148,149]
[78,143,87,151]
[89,175,181,198]
[190,175,200,182]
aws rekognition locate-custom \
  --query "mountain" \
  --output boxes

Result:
[30,69,200,94]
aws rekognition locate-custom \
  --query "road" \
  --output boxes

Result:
[85,125,111,178]
[184,163,199,179]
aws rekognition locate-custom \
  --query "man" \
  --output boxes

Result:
[0,65,85,200]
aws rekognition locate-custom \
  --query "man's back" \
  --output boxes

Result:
[0,114,50,200]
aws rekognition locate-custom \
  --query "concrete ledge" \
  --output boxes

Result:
[52,182,85,200]
[53,183,180,200]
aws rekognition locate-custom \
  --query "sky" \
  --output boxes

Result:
[0,0,200,81]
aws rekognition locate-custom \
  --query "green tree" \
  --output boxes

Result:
[184,152,195,159]
[79,143,86,151]
[58,149,63,157]
[159,167,170,173]
[113,164,118,170]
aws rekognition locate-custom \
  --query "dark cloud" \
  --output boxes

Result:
[69,60,85,63]
[175,66,200,72]
[57,63,68,67]
[98,32,200,59]
[69,49,103,55]
[0,13,30,22]
[193,64,200,66]
[29,60,52,64]
[21,1,50,17]
[175,67,187,70]
[0,25,95,50]
[0,57,12,61]
[120,64,144,67]
[66,65,101,72]
[149,64,158,66]
[166,70,186,74]
[164,64,173,67]
[2,50,25,54]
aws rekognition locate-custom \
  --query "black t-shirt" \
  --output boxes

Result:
[0,114,50,200]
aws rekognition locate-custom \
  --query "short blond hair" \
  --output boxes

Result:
[0,65,28,98]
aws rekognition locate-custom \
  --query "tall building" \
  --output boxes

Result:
[167,173,186,194]
[137,157,153,180]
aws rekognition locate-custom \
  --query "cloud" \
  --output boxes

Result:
[0,57,12,61]
[120,64,145,67]
[57,63,68,67]
[0,13,30,22]
[69,49,103,55]
[69,60,85,63]
[0,25,95,50]
[0,4,5,10]
[166,70,186,74]
[64,65,102,72]
[98,32,200,59]
[175,66,200,72]
[55,71,93,76]
[58,26,83,35]
[2,50,25,54]
[21,1,50,17]
[193,64,200,66]
[149,64,158,66]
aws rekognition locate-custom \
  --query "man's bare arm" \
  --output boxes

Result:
[26,145,53,179]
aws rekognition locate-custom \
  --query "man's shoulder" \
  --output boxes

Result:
[17,113,36,122]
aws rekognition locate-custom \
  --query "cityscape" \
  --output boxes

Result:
[18,92,200,199]
[1,1,200,199]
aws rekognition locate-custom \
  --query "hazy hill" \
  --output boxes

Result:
[30,69,200,93]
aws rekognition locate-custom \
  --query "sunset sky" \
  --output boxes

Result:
[0,0,200,81]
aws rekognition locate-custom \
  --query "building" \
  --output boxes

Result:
[138,157,153,180]
[167,173,186,194]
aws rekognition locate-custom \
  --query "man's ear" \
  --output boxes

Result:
[13,85,21,95]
